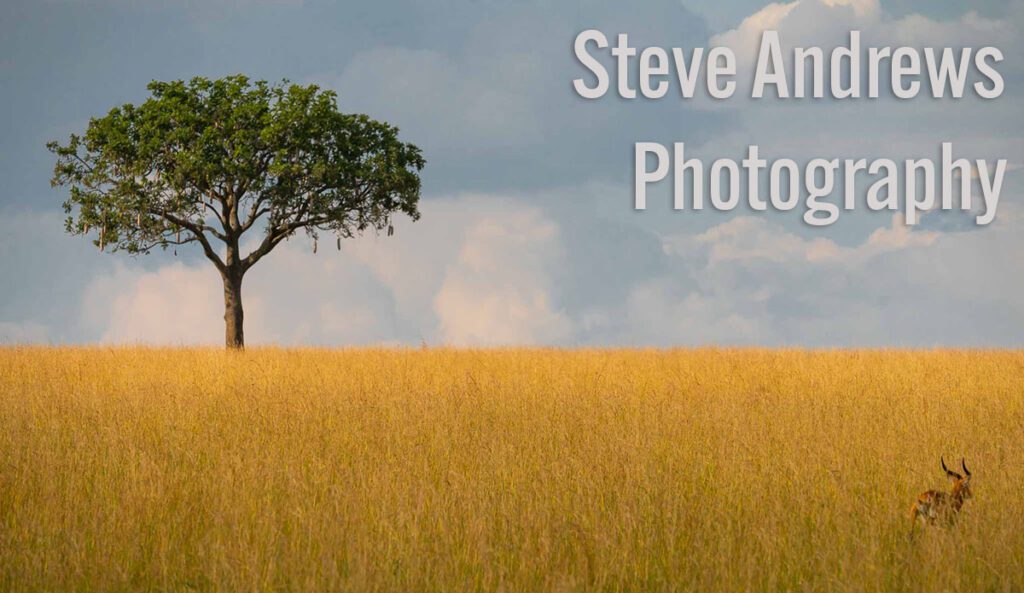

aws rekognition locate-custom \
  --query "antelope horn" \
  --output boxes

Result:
[941,456,961,480]
[961,458,971,477]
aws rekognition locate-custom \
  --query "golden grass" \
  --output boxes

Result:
[0,347,1022,592]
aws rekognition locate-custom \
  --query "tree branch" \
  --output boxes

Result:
[202,188,229,229]
[134,235,197,252]
[241,214,333,271]
[162,211,226,273]
[240,201,272,233]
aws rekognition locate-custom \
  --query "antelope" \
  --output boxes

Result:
[910,457,972,532]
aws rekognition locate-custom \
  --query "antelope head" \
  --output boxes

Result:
[942,456,972,502]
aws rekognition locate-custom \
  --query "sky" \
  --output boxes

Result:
[0,0,1022,347]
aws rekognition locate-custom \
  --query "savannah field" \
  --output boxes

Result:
[0,347,1022,593]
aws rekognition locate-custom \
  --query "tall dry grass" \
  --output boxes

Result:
[0,348,1022,592]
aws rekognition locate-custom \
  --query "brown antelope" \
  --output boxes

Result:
[910,457,972,531]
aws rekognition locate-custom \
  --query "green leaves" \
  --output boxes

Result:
[49,75,425,270]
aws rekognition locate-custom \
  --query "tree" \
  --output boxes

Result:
[49,75,425,349]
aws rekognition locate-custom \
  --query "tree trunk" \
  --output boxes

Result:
[223,270,245,349]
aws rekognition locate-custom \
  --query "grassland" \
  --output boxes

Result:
[0,348,1022,592]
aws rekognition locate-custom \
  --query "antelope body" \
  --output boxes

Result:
[910,457,972,529]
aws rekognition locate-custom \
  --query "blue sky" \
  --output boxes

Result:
[1,0,1022,346]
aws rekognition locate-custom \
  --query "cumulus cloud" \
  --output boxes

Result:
[711,0,1017,65]
[667,211,938,266]
[84,263,224,345]
[433,206,571,346]
[97,187,1024,347]
[635,196,1023,346]
[80,237,402,346]
[74,196,575,347]
[701,0,1024,156]
[3,184,1022,348]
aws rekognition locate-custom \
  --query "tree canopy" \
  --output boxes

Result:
[49,75,425,347]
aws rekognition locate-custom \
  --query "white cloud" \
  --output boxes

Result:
[710,0,1017,63]
[632,198,1023,346]
[684,0,1024,246]
[75,196,575,347]
[81,242,400,346]
[4,186,1023,348]
[84,263,224,345]
[433,206,572,346]
[343,196,535,332]
[662,211,939,270]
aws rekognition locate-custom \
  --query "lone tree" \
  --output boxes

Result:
[49,75,424,348]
